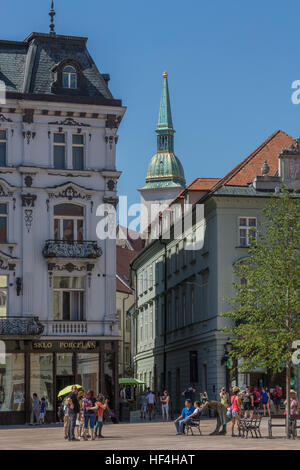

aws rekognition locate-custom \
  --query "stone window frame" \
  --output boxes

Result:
[63,65,78,90]
[51,59,85,95]
[238,216,257,247]
[53,202,85,242]
[53,275,86,322]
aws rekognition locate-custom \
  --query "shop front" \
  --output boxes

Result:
[0,339,118,425]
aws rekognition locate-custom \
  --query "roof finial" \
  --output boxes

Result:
[49,0,56,36]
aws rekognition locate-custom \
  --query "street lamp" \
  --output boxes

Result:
[224,342,233,355]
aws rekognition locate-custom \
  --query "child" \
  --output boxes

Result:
[76,391,85,440]
[95,394,108,439]
[39,397,46,424]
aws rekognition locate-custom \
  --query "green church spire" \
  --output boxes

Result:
[139,71,186,190]
[156,72,175,153]
[157,71,173,131]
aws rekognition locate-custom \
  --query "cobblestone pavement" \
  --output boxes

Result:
[0,419,299,450]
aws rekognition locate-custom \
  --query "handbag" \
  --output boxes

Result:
[226,406,232,418]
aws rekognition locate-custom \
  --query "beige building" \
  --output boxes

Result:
[116,244,140,378]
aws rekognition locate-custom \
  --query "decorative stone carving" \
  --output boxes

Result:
[24,209,33,233]
[105,136,118,150]
[22,131,36,144]
[0,184,14,198]
[22,194,36,232]
[280,138,300,156]
[24,175,33,188]
[23,109,34,124]
[47,262,96,273]
[0,258,16,271]
[0,316,44,336]
[103,196,119,208]
[0,114,12,123]
[105,114,121,129]
[48,185,91,201]
[43,240,103,259]
[22,194,37,207]
[48,117,90,127]
[261,160,270,176]
[107,179,116,191]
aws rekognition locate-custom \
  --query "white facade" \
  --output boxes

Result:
[0,98,125,338]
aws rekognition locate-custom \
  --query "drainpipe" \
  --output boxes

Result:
[122,292,130,375]
[130,266,138,376]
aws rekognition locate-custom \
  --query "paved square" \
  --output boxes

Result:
[0,419,299,450]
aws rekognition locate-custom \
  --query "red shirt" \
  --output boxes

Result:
[97,402,105,418]
[231,395,239,411]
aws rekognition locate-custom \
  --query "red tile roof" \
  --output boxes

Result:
[211,130,294,191]
[116,245,140,294]
[169,177,221,206]
[187,177,221,191]
[117,225,144,252]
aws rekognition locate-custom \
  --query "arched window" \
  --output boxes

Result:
[54,204,84,241]
[62,66,77,89]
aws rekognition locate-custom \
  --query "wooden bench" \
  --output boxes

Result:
[239,417,262,439]
[268,414,300,439]
[185,417,202,436]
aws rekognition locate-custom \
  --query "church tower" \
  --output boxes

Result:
[139,72,186,232]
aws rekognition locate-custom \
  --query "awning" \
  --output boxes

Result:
[119,378,145,386]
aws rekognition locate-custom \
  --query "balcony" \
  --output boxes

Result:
[42,321,119,337]
[43,240,102,260]
[0,316,44,336]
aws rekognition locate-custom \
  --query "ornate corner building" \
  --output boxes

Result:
[0,9,125,424]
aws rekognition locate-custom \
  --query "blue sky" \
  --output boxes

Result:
[3,0,300,208]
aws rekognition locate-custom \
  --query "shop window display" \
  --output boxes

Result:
[0,354,25,411]
[30,354,53,410]
[77,354,99,394]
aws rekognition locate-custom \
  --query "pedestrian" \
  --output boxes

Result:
[284,390,299,437]
[272,384,283,413]
[82,389,97,441]
[146,390,156,421]
[62,396,69,440]
[30,393,40,425]
[139,391,147,420]
[160,391,170,421]
[181,386,196,402]
[241,386,253,418]
[185,401,202,421]
[120,386,126,400]
[76,391,85,440]
[174,399,195,435]
[230,386,241,437]
[67,386,80,442]
[284,390,299,417]
[39,397,47,424]
[261,388,270,417]
[95,394,108,439]
[219,387,229,408]
[251,386,261,416]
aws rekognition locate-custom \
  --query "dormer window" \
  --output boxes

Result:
[63,66,77,89]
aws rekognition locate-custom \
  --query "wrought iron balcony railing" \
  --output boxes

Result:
[0,316,44,336]
[42,240,103,259]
